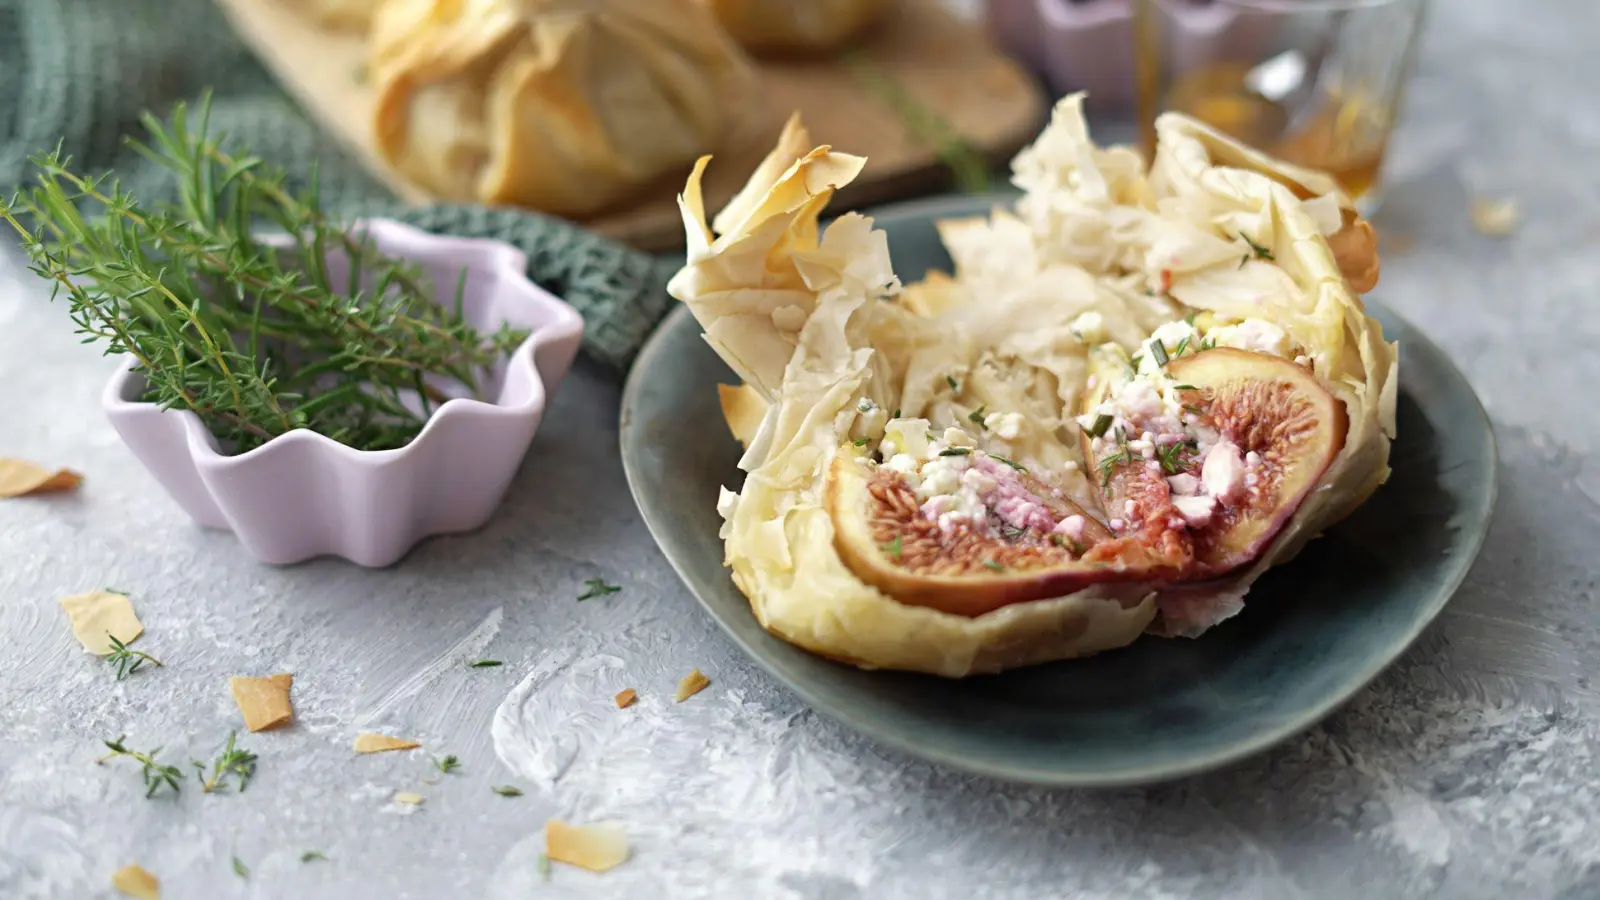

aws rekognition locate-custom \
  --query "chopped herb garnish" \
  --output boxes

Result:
[468,659,503,668]
[106,633,163,681]
[302,851,328,863]
[938,447,972,456]
[946,374,959,391]
[1129,353,1143,369]
[1157,442,1187,475]
[1171,384,1199,391]
[991,455,1027,472]
[1185,311,1197,326]
[1049,534,1065,547]
[1201,337,1217,351]
[194,731,257,794]
[982,560,1005,572]
[1086,414,1113,438]
[1098,450,1130,488]
[493,785,524,797]
[968,405,988,428]
[233,857,249,879]
[434,754,461,774]
[576,578,621,601]
[853,437,870,447]
[1240,232,1275,260]
[1239,254,1250,269]
[881,536,902,560]
[1000,523,1027,542]
[99,736,183,798]
[1172,336,1191,358]
[1150,341,1170,367]
[892,408,901,419]
[538,854,552,881]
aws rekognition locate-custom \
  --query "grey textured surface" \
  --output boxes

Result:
[3,2,1599,898]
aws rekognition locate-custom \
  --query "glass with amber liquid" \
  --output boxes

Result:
[1133,0,1428,207]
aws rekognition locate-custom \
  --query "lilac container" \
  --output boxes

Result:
[102,219,584,567]
[985,0,1277,112]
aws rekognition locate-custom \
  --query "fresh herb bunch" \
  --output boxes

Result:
[0,95,526,454]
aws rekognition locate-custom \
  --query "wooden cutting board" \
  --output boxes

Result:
[214,0,1047,251]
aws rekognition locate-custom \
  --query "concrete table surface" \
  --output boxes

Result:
[3,2,1599,898]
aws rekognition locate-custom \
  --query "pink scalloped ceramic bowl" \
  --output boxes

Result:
[102,219,584,567]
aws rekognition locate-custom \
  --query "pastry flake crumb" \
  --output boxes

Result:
[675,669,710,702]
[354,733,421,754]
[546,819,629,872]
[614,688,638,709]
[60,590,143,655]
[0,458,82,498]
[229,674,295,732]
[393,791,425,805]
[111,863,160,900]
[1471,197,1519,236]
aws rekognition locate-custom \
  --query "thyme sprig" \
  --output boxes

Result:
[106,634,163,680]
[99,736,183,798]
[0,94,525,454]
[193,731,257,794]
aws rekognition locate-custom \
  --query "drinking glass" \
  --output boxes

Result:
[1133,0,1429,207]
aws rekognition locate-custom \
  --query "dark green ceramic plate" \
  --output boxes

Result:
[620,194,1497,787]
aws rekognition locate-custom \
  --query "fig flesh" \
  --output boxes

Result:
[1082,347,1346,579]
[826,449,1181,618]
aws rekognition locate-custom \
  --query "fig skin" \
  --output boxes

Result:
[1164,349,1346,575]
[826,451,1179,618]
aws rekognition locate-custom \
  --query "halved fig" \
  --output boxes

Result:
[1164,348,1346,575]
[825,450,1183,617]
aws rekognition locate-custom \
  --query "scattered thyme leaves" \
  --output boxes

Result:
[1172,384,1199,391]
[881,536,902,560]
[991,455,1026,472]
[493,785,523,797]
[100,736,182,798]
[1098,450,1131,488]
[106,633,163,681]
[1201,337,1217,351]
[576,578,621,601]
[1171,336,1191,358]
[195,731,257,794]
[968,405,988,429]
[232,857,249,879]
[938,447,972,456]
[892,408,901,419]
[1086,414,1113,438]
[945,374,959,391]
[434,754,461,775]
[1000,523,1027,542]
[1157,442,1188,475]
[982,560,1005,572]
[468,659,502,668]
[853,437,870,447]
[302,851,327,863]
[538,854,552,881]
[1240,232,1275,260]
[1150,341,1170,367]
[1185,311,1197,326]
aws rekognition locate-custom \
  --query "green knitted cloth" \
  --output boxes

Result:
[0,0,681,369]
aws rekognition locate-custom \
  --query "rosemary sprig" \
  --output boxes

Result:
[0,94,525,454]
[467,659,502,668]
[1098,449,1131,488]
[99,736,183,798]
[193,731,257,794]
[576,578,621,601]
[991,455,1027,472]
[843,51,992,194]
[1157,442,1190,476]
[106,633,163,680]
